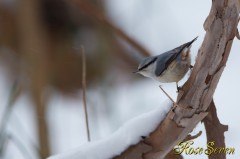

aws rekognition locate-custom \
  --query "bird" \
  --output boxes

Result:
[134,37,198,92]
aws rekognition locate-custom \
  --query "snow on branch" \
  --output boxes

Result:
[48,100,172,159]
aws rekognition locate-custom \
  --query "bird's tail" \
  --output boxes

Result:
[180,36,198,59]
[186,36,198,48]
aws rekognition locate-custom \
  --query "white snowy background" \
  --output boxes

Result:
[0,0,240,159]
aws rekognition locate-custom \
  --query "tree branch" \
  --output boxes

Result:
[202,100,228,159]
[113,0,239,158]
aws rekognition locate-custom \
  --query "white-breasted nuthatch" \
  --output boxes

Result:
[134,37,198,91]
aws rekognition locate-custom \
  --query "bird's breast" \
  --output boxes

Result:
[154,56,191,83]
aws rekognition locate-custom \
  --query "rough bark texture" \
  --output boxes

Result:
[203,100,228,159]
[113,0,239,159]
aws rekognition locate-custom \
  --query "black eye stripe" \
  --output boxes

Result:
[138,58,157,71]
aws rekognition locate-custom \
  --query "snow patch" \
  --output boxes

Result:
[47,100,172,159]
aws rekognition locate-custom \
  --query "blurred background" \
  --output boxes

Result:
[0,0,239,159]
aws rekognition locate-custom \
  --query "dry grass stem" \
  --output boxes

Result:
[159,85,176,104]
[81,46,91,142]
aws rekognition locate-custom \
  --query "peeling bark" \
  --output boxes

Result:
[113,0,239,159]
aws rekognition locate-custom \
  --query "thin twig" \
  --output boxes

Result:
[159,85,176,104]
[81,46,91,142]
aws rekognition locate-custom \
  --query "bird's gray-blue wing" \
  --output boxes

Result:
[137,56,157,71]
[154,51,177,76]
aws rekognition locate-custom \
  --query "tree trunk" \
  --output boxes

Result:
[114,0,239,158]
